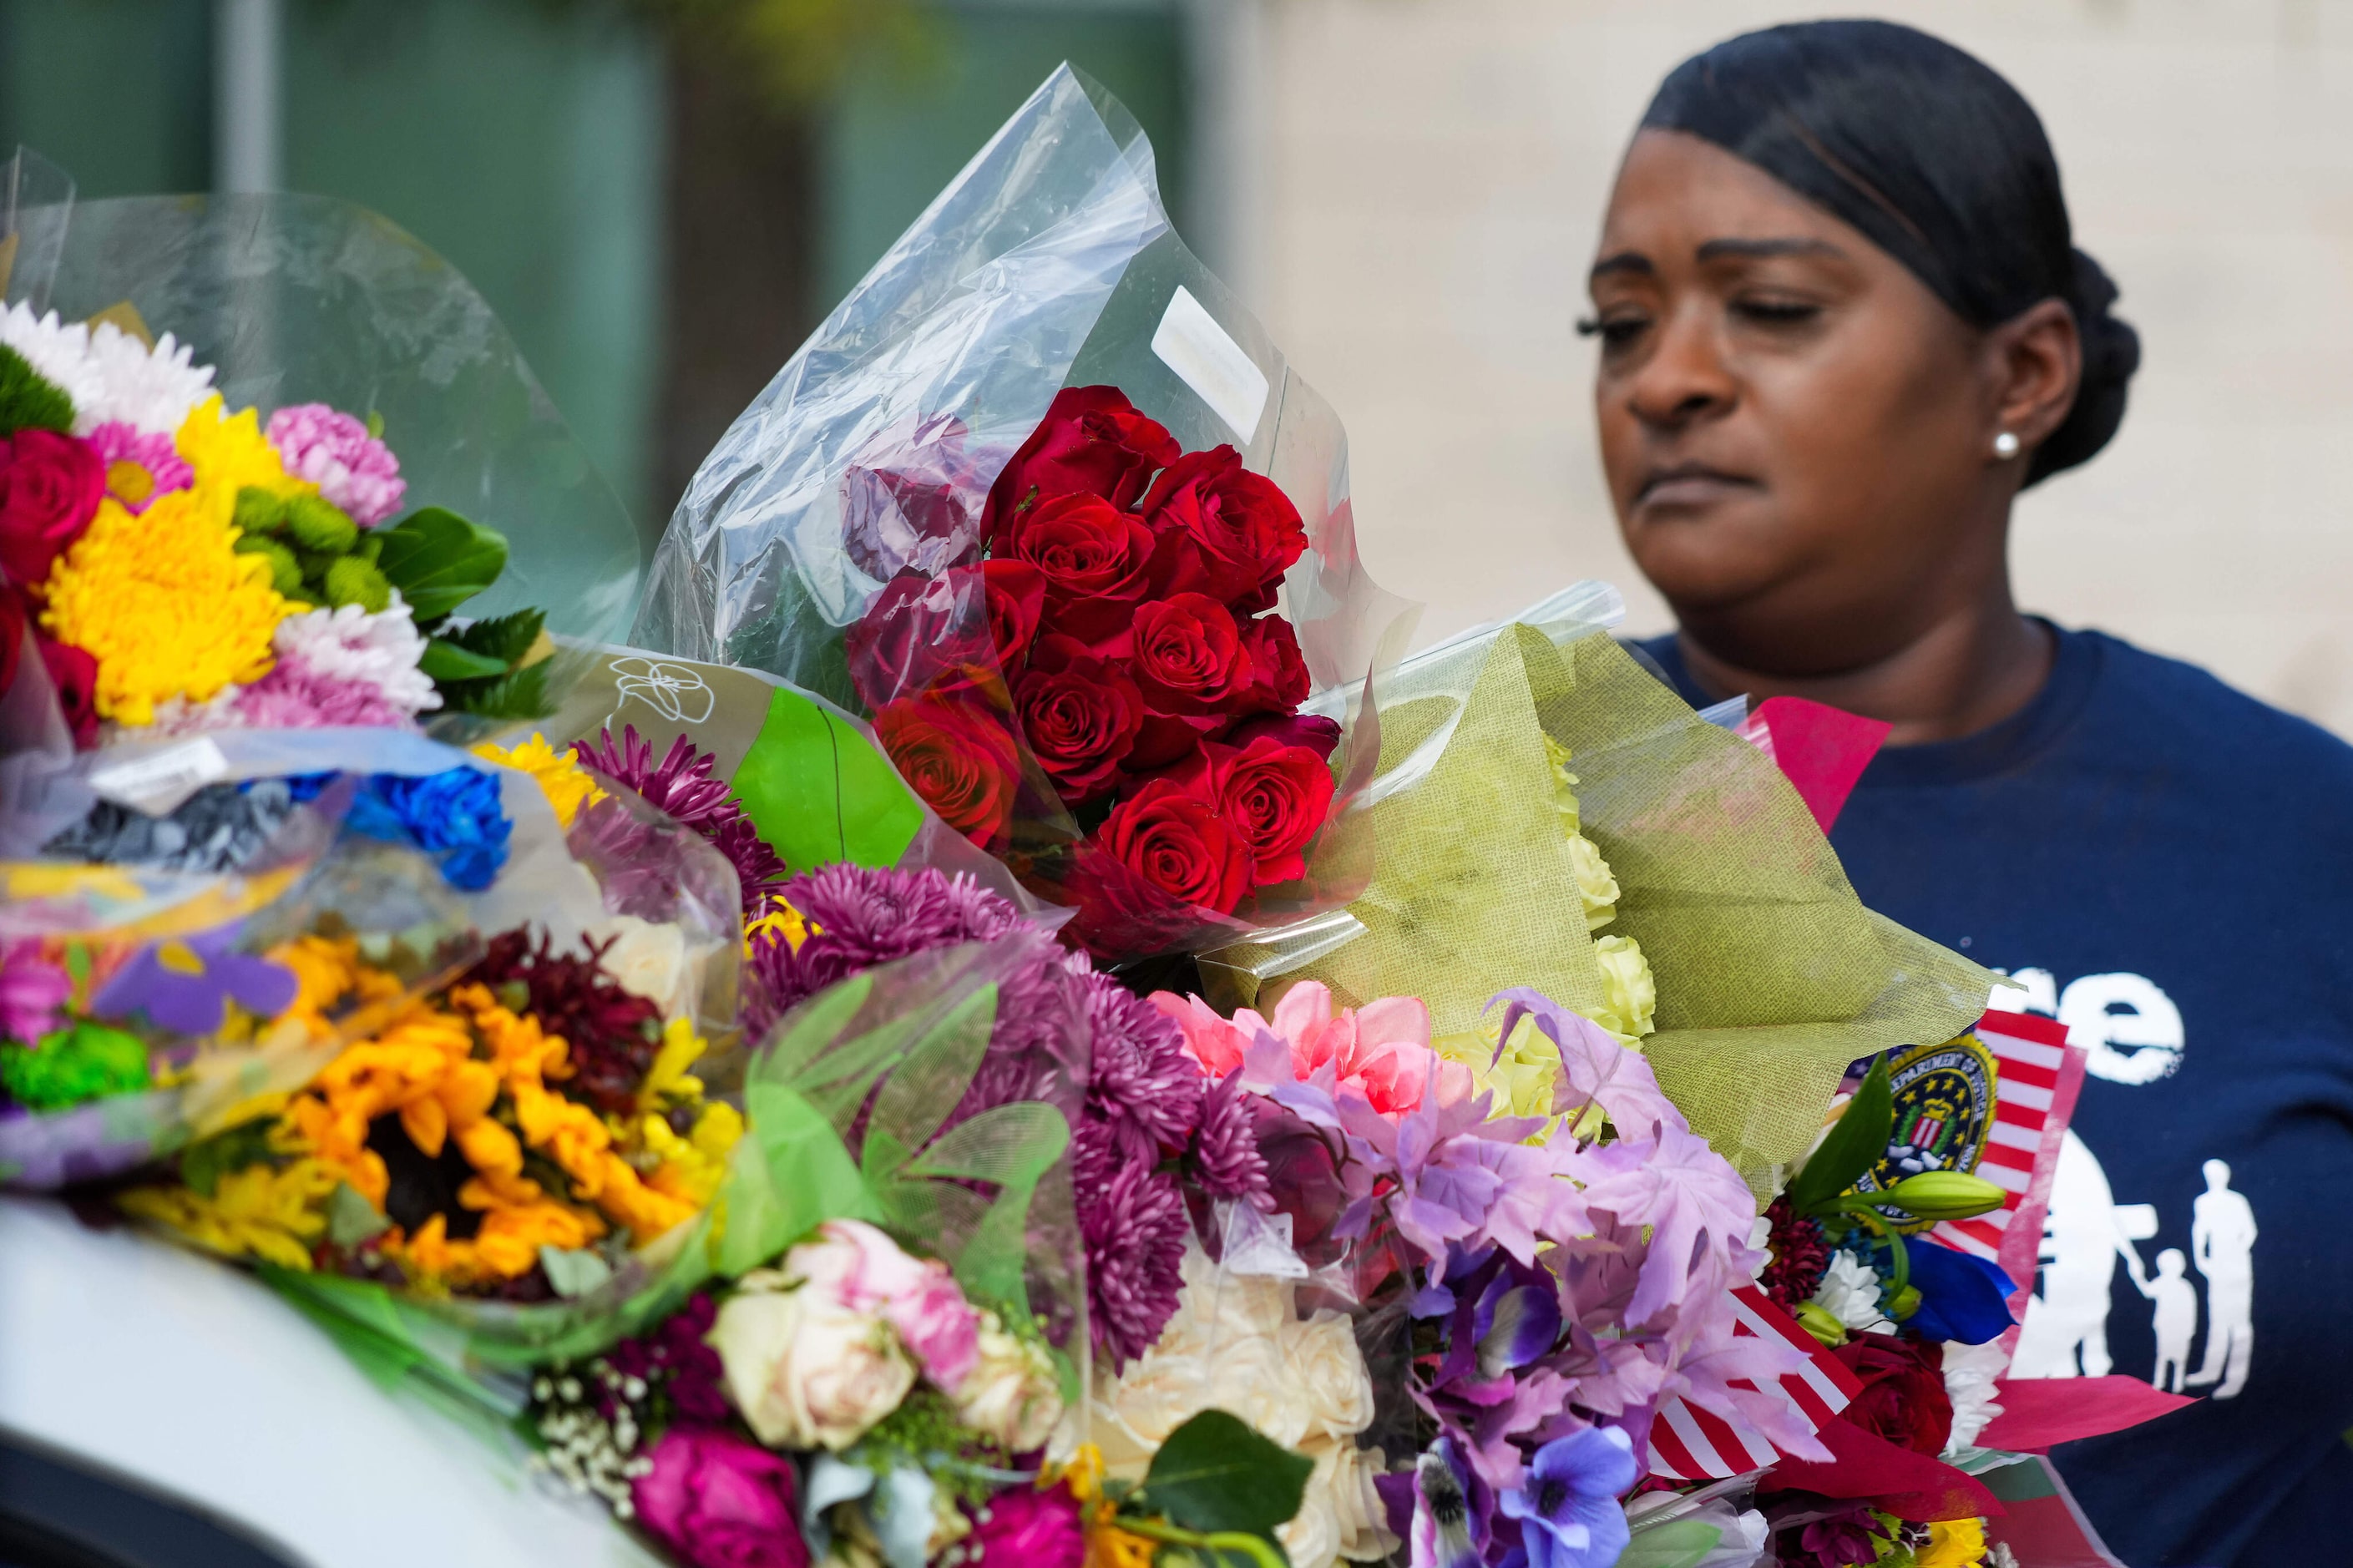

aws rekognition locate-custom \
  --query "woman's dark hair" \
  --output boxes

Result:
[1641,19,2139,486]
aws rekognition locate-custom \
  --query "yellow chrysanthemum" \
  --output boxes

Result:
[175,393,312,510]
[472,732,607,828]
[40,489,291,724]
[120,1157,341,1272]
[1918,1518,1988,1568]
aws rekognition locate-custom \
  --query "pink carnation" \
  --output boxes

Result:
[785,1218,982,1393]
[265,402,406,526]
[1152,980,1469,1118]
[85,422,193,514]
[231,662,418,730]
[1,940,71,1045]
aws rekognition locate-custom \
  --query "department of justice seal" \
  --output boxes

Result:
[1852,1033,2000,1232]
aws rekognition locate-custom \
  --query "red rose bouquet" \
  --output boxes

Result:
[841,387,1345,947]
[634,69,1413,961]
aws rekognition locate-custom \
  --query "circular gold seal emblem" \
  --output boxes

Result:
[1851,1033,2000,1232]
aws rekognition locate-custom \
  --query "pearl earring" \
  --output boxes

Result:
[1993,431,2022,459]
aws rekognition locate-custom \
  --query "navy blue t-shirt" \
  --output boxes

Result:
[1639,626,2353,1567]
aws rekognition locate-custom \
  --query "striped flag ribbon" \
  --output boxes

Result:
[1927,1009,2085,1304]
[1646,1285,1863,1479]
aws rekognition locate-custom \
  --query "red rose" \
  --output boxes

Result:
[1235,612,1313,715]
[873,695,1019,848]
[1207,735,1336,886]
[1138,445,1306,610]
[1015,634,1145,803]
[840,412,985,580]
[0,588,22,695]
[983,386,1179,543]
[36,635,99,750]
[1832,1335,1954,1458]
[843,569,995,711]
[0,429,104,593]
[1130,593,1251,716]
[1226,711,1343,761]
[999,493,1158,645]
[1098,776,1253,914]
[983,559,1046,672]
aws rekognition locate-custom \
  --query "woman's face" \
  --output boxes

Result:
[1589,130,2010,675]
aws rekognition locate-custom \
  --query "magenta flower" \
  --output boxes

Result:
[85,422,192,514]
[233,660,420,729]
[631,1428,810,1568]
[0,942,71,1046]
[963,1481,1085,1568]
[574,726,787,919]
[265,403,407,526]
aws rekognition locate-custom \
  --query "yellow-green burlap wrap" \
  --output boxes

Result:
[1210,620,1991,1191]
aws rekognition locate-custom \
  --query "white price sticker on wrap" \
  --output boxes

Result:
[1151,285,1272,443]
[87,736,231,815]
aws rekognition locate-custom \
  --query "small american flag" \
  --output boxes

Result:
[1930,1009,2084,1304]
[1646,1285,1862,1479]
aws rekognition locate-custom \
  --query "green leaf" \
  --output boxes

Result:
[327,1182,391,1247]
[1619,1518,1726,1568]
[438,660,552,721]
[539,1245,614,1299]
[1789,1051,1896,1216]
[418,638,512,682]
[179,1117,279,1198]
[373,506,509,621]
[447,607,546,666]
[730,684,925,873]
[1136,1410,1313,1540]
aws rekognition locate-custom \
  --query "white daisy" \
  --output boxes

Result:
[1810,1247,1890,1333]
[0,303,104,422]
[1941,1337,2009,1454]
[80,322,215,435]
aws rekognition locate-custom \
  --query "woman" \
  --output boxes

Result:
[1587,21,2353,1566]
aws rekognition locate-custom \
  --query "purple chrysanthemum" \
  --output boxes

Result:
[1191,1067,1271,1207]
[573,725,787,919]
[744,863,1025,1038]
[1083,1159,1190,1368]
[1070,964,1200,1169]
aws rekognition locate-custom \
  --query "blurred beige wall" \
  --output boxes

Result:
[1219,0,2353,734]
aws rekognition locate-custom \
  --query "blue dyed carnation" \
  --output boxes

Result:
[348,766,512,891]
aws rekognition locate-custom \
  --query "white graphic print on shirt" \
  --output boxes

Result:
[1991,970,2254,1398]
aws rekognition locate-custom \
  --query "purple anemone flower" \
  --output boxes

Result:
[1409,1435,1490,1568]
[92,928,297,1036]
[1498,1426,1638,1568]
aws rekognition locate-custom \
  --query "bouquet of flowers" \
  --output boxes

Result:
[633,66,1416,961]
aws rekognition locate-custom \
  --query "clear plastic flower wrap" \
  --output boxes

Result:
[1204,582,1992,1191]
[0,785,481,1188]
[630,67,1418,963]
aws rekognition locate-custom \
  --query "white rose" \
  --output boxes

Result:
[1314,1438,1402,1564]
[1176,1242,1293,1343]
[583,913,689,1018]
[1207,1332,1310,1449]
[952,1313,1064,1453]
[709,1282,914,1450]
[1278,1475,1341,1568]
[1097,1347,1215,1474]
[1278,1311,1376,1443]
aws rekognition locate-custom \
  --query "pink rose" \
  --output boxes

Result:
[632,1427,811,1568]
[787,1219,982,1393]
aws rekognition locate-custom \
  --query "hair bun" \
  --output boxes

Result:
[2027,248,2140,485]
